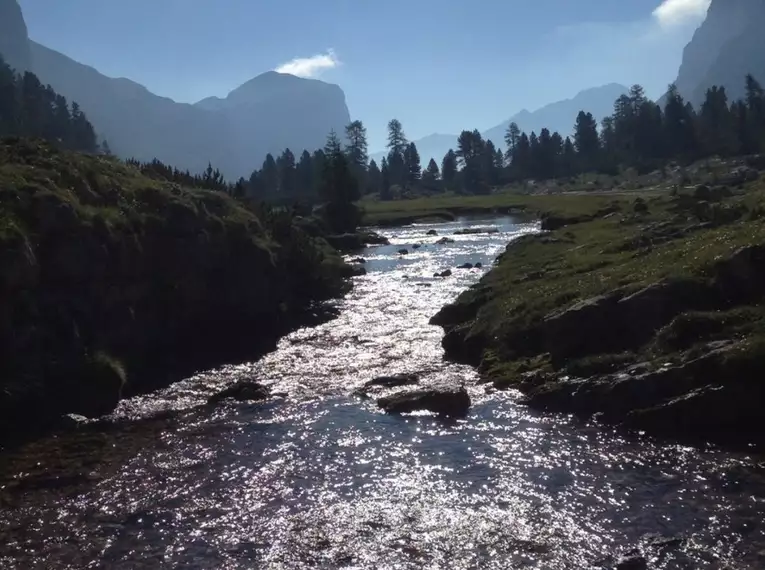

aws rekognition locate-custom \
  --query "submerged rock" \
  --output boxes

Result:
[207,381,270,405]
[377,386,471,417]
[457,263,474,269]
[398,249,409,255]
[615,555,648,570]
[454,227,499,235]
[436,237,455,245]
[426,229,438,236]
[364,373,419,389]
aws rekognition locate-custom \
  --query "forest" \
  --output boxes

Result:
[245,76,765,200]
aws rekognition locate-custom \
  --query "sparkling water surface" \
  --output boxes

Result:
[2,216,765,569]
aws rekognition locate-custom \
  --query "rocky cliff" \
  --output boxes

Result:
[0,0,350,179]
[674,0,765,105]
[0,0,30,71]
[0,138,353,438]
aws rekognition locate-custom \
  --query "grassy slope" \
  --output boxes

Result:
[0,138,351,434]
[431,179,765,444]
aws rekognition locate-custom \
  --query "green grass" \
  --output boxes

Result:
[436,177,765,388]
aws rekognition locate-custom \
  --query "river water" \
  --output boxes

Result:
[2,217,765,569]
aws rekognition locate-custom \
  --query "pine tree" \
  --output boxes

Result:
[574,111,599,170]
[320,141,361,233]
[422,158,440,186]
[277,148,297,196]
[441,149,457,192]
[380,156,392,200]
[504,122,521,163]
[386,119,408,156]
[698,86,736,157]
[296,150,314,197]
[367,158,382,195]
[404,142,422,183]
[324,129,343,156]
[260,153,279,195]
[344,120,369,168]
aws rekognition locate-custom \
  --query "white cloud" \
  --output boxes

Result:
[653,0,711,28]
[275,49,340,78]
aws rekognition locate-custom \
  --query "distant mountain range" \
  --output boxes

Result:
[1,0,350,179]
[371,83,629,166]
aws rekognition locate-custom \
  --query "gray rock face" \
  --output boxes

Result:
[0,0,30,71]
[673,0,765,105]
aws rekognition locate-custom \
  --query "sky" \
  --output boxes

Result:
[18,0,711,152]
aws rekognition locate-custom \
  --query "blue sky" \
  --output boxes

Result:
[19,0,710,151]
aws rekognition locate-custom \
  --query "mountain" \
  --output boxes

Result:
[2,0,350,178]
[0,0,30,71]
[481,83,629,148]
[673,0,765,106]
[373,83,629,166]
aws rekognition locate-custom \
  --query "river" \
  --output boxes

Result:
[1,216,765,569]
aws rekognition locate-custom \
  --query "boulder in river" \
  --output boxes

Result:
[453,227,499,235]
[436,237,455,245]
[475,262,483,268]
[398,249,409,255]
[615,555,648,570]
[426,229,438,236]
[378,386,471,417]
[412,244,422,250]
[207,381,270,405]
[434,269,452,278]
[350,257,367,264]
[457,263,474,269]
[364,373,419,389]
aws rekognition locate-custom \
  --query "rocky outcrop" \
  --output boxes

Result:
[0,139,352,438]
[0,0,30,72]
[377,387,471,418]
[432,187,765,445]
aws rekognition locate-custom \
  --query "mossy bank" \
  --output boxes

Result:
[0,139,355,438]
[432,175,765,446]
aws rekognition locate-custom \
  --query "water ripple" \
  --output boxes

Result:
[2,216,765,569]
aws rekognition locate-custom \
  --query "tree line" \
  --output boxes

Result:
[0,55,99,153]
[246,74,765,201]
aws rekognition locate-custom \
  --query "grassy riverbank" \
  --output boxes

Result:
[430,176,765,445]
[361,191,638,227]
[0,138,354,438]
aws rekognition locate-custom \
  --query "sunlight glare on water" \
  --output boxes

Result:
[2,216,765,569]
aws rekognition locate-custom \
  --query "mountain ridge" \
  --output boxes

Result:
[372,83,629,166]
[1,0,351,179]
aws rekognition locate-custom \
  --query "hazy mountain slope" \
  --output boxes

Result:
[1,0,351,178]
[482,83,628,147]
[374,83,629,166]
[672,0,765,105]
